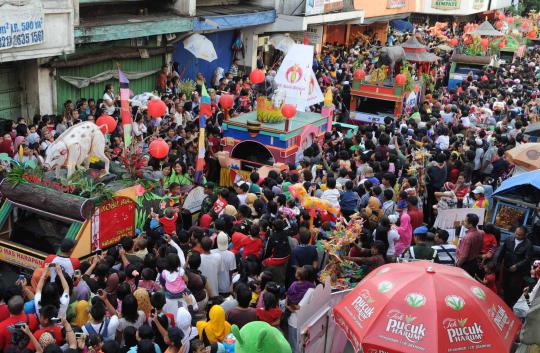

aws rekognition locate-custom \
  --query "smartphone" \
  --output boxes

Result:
[74,269,81,277]
[75,332,86,339]
[14,323,25,329]
[17,274,25,282]
[50,317,61,324]
[48,263,56,268]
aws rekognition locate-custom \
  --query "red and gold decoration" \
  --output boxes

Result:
[281,103,296,132]
[147,99,168,118]
[96,115,117,134]
[249,69,265,84]
[148,138,169,159]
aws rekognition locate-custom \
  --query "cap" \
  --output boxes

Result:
[397,200,408,210]
[472,186,485,194]
[150,218,160,230]
[60,238,76,253]
[413,226,429,235]
[205,181,216,189]
[217,231,229,251]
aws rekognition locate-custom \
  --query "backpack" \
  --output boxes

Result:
[84,319,110,341]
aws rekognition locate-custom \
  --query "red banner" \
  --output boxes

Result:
[91,197,135,251]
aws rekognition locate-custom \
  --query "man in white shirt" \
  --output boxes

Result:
[211,232,237,295]
[321,177,340,207]
[199,237,222,297]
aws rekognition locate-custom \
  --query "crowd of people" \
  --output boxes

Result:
[0,17,540,353]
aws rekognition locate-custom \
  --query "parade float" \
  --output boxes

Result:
[0,120,204,270]
[448,20,503,90]
[349,36,433,124]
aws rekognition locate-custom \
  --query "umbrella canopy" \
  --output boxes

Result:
[333,261,520,353]
[390,19,413,33]
[467,20,504,36]
[269,34,295,53]
[493,168,540,204]
[505,143,540,171]
[525,122,540,137]
[183,33,218,62]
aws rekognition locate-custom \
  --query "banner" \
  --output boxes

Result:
[91,197,135,251]
[473,0,485,9]
[0,2,44,51]
[275,44,314,111]
[118,68,133,147]
[349,111,386,124]
[431,0,461,10]
[306,71,324,108]
[387,0,407,8]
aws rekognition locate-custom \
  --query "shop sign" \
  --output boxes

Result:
[91,196,135,251]
[473,0,485,10]
[387,0,407,9]
[0,244,44,269]
[0,2,44,51]
[290,25,323,45]
[431,0,461,10]
[306,0,343,15]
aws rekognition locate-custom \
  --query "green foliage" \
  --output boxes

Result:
[422,73,435,92]
[67,170,114,202]
[400,61,414,93]
[178,79,196,99]
[464,36,485,56]
[6,163,42,187]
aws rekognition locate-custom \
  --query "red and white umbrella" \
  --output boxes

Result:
[333,261,521,353]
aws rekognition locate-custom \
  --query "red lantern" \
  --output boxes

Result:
[498,40,506,49]
[528,30,537,39]
[395,73,406,85]
[96,115,117,134]
[522,21,530,29]
[481,75,488,81]
[249,69,265,84]
[148,139,169,159]
[219,94,234,109]
[450,38,459,47]
[281,104,296,119]
[498,13,505,20]
[147,99,167,118]
[495,21,503,29]
[507,17,514,24]
[354,69,366,81]
[480,38,489,48]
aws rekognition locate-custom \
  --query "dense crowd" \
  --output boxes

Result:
[0,20,540,353]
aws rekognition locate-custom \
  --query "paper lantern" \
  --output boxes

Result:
[249,69,265,84]
[96,115,117,134]
[480,38,489,48]
[528,30,537,39]
[498,13,505,20]
[498,40,506,49]
[450,38,459,47]
[219,94,234,109]
[507,17,514,24]
[495,21,503,29]
[481,75,488,81]
[147,99,167,118]
[354,69,366,81]
[148,139,169,159]
[395,73,406,85]
[281,104,296,119]
[522,21,530,29]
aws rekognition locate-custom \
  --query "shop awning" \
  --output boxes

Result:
[390,19,414,32]
[259,10,365,32]
[361,13,410,25]
[493,169,540,204]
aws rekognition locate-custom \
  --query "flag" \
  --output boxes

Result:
[199,83,212,117]
[194,114,206,186]
[118,67,133,147]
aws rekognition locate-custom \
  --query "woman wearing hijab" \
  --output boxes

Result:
[133,288,152,315]
[394,211,412,256]
[176,307,197,353]
[196,305,231,344]
[362,196,383,229]
[72,300,90,327]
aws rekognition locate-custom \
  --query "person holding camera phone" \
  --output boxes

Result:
[0,296,39,350]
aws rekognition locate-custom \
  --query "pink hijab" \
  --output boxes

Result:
[394,213,412,256]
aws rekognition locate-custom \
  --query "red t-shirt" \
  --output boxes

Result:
[455,185,470,201]
[0,313,39,349]
[0,304,9,322]
[239,237,263,259]
[256,307,282,325]
[481,233,498,255]
[231,232,247,255]
[484,273,497,293]
[28,326,64,350]
[159,214,178,235]
[407,206,424,230]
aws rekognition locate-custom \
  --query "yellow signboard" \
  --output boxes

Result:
[0,242,44,269]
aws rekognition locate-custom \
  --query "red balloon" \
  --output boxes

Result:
[450,38,459,47]
[147,99,168,118]
[495,21,503,29]
[249,69,265,84]
[96,115,117,134]
[281,104,296,119]
[219,94,234,109]
[148,139,169,159]
[507,17,514,24]
[480,38,489,48]
[395,73,406,85]
[354,69,366,81]
[522,21,530,29]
